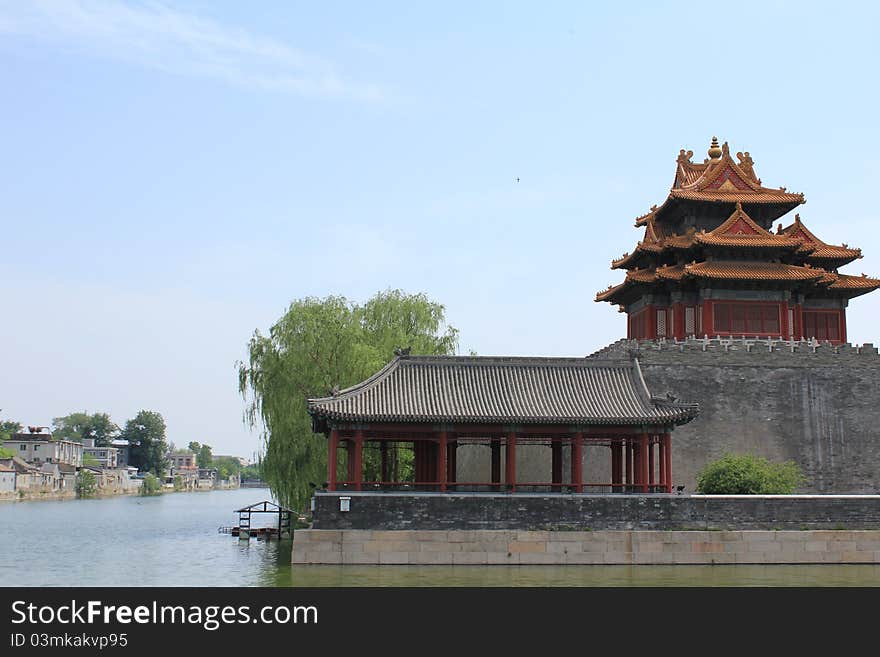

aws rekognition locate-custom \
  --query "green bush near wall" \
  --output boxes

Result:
[696,453,805,494]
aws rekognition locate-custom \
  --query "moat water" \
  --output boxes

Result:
[2,489,879,587]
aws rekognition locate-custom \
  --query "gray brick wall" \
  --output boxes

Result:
[312,492,880,531]
[590,338,880,493]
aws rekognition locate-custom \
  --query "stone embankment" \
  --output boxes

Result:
[292,528,880,565]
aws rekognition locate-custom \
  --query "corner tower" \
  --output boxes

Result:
[596,138,880,343]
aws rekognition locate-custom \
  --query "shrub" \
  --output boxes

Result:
[140,473,162,496]
[76,470,97,499]
[696,452,804,494]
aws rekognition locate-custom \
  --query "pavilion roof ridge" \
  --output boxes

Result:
[307,356,700,428]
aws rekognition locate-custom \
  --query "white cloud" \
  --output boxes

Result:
[0,0,384,102]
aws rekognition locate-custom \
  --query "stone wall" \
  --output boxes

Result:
[311,492,880,531]
[292,528,880,565]
[457,338,880,493]
[592,338,880,493]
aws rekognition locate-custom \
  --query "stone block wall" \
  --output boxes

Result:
[292,528,880,565]
[595,338,880,493]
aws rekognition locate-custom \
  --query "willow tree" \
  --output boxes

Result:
[238,290,459,511]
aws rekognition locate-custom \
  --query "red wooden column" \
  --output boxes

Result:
[648,435,656,492]
[663,432,673,494]
[639,433,649,493]
[625,438,633,493]
[781,300,790,339]
[328,429,339,491]
[380,441,389,485]
[551,437,562,492]
[658,436,666,491]
[353,429,364,492]
[839,309,848,344]
[447,437,457,485]
[506,431,517,492]
[610,440,621,492]
[345,438,354,487]
[571,432,583,493]
[438,431,448,493]
[490,438,501,489]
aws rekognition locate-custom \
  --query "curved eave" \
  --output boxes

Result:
[310,409,699,427]
[669,189,805,205]
[694,235,805,250]
[825,274,880,297]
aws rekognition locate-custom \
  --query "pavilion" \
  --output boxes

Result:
[597,138,880,342]
[308,352,698,494]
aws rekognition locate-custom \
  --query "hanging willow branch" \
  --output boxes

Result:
[237,289,459,510]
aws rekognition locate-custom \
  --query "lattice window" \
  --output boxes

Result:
[685,307,695,336]
[656,309,667,337]
[803,311,840,341]
[713,303,781,335]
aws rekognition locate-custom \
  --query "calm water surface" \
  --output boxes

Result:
[3,489,879,587]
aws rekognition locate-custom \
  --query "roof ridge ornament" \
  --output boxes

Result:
[708,136,722,159]
[394,346,412,357]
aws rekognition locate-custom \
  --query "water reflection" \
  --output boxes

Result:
[3,490,878,587]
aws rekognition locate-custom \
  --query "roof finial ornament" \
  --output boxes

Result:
[708,136,722,159]
[394,346,412,357]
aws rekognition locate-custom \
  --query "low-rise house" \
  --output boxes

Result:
[82,439,119,468]
[0,457,38,491]
[37,462,77,492]
[167,451,196,470]
[5,428,83,467]
[0,464,15,492]
[111,439,133,467]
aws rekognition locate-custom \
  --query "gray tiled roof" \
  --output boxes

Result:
[308,355,698,428]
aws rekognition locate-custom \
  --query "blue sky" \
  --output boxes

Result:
[2,1,879,457]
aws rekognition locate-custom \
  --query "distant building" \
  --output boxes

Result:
[0,464,15,492]
[167,452,196,470]
[82,439,119,468]
[4,428,82,467]
[111,439,133,467]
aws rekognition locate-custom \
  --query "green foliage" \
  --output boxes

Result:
[82,453,101,467]
[238,289,459,510]
[76,469,97,498]
[122,410,168,477]
[240,463,262,481]
[140,473,162,496]
[52,412,119,446]
[0,416,21,457]
[696,452,805,495]
[173,475,184,491]
[196,444,213,469]
[0,418,21,441]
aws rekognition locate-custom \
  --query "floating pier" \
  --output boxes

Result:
[220,500,293,540]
